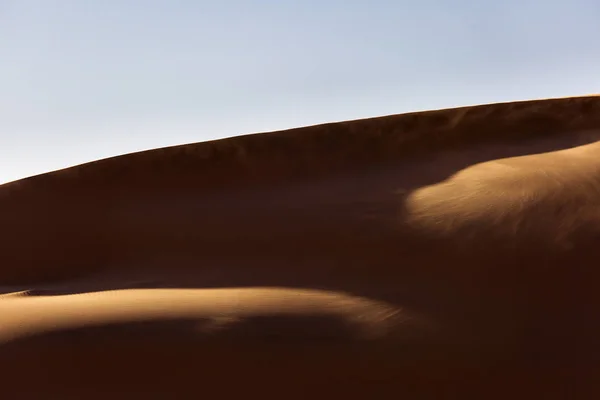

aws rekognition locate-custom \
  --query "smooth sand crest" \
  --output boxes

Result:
[0,287,412,344]
[2,95,600,398]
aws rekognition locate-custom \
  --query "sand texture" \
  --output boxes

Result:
[2,95,600,398]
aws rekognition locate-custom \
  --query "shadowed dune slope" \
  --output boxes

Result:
[2,95,600,398]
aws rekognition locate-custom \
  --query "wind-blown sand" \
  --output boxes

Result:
[2,95,600,398]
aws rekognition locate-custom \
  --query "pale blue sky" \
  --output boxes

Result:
[1,0,599,183]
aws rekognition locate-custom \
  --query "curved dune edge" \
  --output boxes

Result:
[2,95,600,191]
[0,287,420,344]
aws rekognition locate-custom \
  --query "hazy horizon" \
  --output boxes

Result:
[2,1,599,183]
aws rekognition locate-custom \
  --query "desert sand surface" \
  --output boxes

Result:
[2,95,600,398]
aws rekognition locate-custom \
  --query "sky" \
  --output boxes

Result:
[1,0,599,184]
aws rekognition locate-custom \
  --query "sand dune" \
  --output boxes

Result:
[2,95,600,398]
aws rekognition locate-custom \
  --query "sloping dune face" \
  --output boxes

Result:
[405,136,600,247]
[1,95,600,398]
